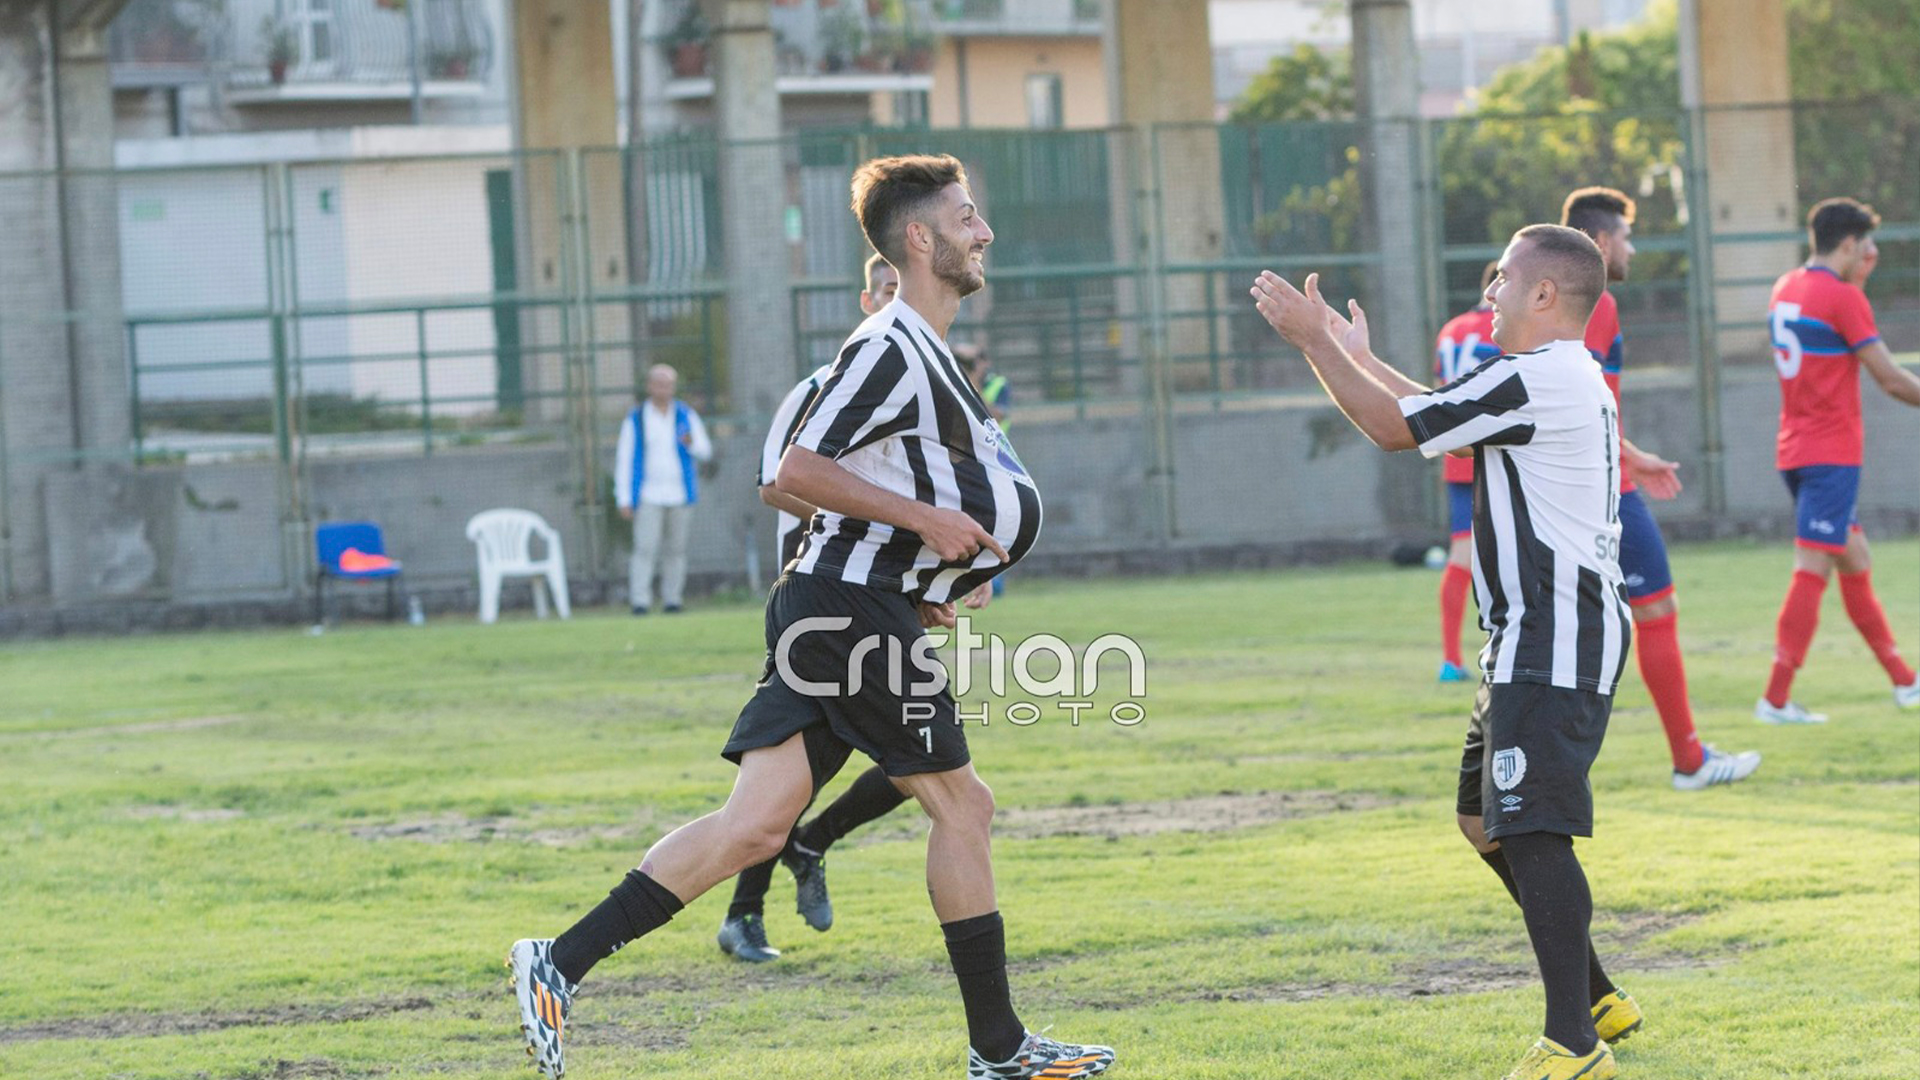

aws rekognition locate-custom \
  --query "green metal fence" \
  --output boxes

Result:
[0,102,1914,604]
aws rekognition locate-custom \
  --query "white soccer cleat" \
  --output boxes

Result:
[507,938,575,1078]
[1672,745,1762,790]
[1895,679,1920,710]
[1755,697,1828,725]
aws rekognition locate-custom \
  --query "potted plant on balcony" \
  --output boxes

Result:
[666,3,710,79]
[819,8,864,73]
[428,44,475,79]
[901,23,935,72]
[260,16,297,84]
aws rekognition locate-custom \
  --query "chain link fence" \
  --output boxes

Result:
[0,102,1914,617]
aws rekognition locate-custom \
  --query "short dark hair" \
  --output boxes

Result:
[1807,197,1879,255]
[862,250,893,291]
[1512,224,1606,320]
[850,154,969,268]
[1561,186,1636,238]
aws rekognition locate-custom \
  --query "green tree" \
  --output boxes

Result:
[1228,45,1353,123]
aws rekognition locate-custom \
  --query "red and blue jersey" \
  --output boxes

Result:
[1434,304,1499,484]
[1583,289,1632,492]
[1769,266,1880,469]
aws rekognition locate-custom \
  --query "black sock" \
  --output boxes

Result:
[795,766,908,854]
[943,911,1025,1062]
[1480,847,1616,1005]
[728,851,779,920]
[549,869,684,986]
[1498,832,1599,1055]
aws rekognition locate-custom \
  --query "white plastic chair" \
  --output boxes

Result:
[465,509,571,624]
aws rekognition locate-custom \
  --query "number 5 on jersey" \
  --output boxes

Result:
[1771,301,1803,379]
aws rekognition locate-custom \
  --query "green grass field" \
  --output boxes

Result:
[3,539,1916,1079]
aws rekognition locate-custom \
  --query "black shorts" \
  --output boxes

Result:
[723,571,970,779]
[1456,679,1612,840]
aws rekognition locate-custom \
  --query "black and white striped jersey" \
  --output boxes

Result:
[759,362,834,570]
[1400,339,1632,695]
[787,298,1041,604]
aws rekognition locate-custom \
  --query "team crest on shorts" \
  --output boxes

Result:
[1492,746,1528,791]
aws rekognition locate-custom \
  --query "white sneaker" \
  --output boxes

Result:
[1755,697,1828,725]
[1672,745,1762,790]
[1895,679,1920,709]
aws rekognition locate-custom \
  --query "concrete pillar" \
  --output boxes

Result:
[708,0,792,423]
[0,1,134,603]
[510,0,620,424]
[1350,0,1429,532]
[1350,0,1424,374]
[1103,0,1220,541]
[1679,0,1798,360]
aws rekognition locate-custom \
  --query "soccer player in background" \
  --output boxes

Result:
[1757,197,1920,723]
[1255,225,1637,1080]
[1561,188,1761,789]
[1432,261,1501,682]
[509,154,1113,1080]
[714,253,914,963]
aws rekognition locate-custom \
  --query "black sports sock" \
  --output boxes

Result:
[943,911,1025,1062]
[795,766,907,854]
[549,869,685,986]
[728,851,779,920]
[1480,847,1616,1004]
[1498,832,1600,1055]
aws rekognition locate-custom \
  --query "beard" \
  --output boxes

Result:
[931,231,985,297]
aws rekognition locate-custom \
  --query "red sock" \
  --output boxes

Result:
[1838,570,1918,686]
[1439,562,1472,667]
[1766,569,1827,707]
[1634,610,1703,773]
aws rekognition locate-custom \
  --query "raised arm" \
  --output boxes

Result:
[1322,297,1432,399]
[1252,272,1417,451]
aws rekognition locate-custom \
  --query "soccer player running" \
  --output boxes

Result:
[1561,188,1761,788]
[1757,197,1920,723]
[1433,261,1502,682]
[509,154,1114,1080]
[713,253,916,962]
[1254,225,1639,1080]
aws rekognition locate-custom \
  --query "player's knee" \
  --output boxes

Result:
[1456,812,1497,853]
[721,807,798,866]
[921,773,995,835]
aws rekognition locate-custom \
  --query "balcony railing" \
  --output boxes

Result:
[929,0,1103,35]
[110,0,494,97]
[658,0,939,84]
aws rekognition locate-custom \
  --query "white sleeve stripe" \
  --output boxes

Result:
[791,335,897,454]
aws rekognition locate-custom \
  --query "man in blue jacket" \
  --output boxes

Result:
[614,364,713,614]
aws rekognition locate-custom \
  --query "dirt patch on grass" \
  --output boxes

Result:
[1052,911,1718,1010]
[349,813,643,848]
[0,996,434,1045]
[261,1059,349,1079]
[126,805,247,823]
[10,715,246,741]
[995,790,1406,839]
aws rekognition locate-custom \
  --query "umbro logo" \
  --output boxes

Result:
[1809,518,1837,534]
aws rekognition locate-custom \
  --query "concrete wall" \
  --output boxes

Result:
[10,367,1913,634]
[930,36,1108,129]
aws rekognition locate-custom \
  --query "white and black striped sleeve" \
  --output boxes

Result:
[758,374,823,486]
[791,335,919,460]
[1397,357,1535,458]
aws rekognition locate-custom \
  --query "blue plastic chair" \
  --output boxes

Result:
[314,521,403,624]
